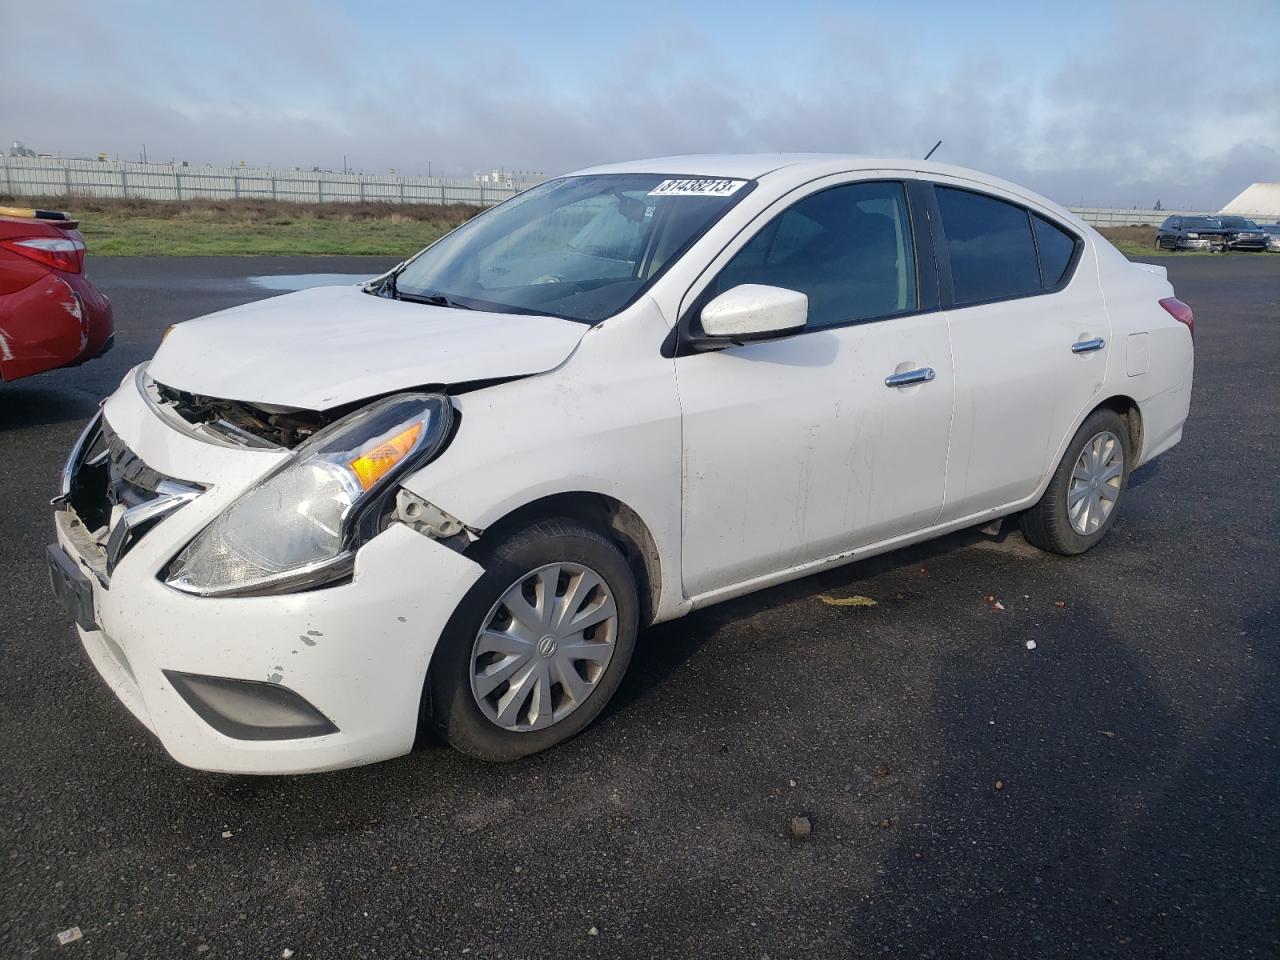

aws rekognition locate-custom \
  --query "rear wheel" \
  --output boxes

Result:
[1021,408,1131,555]
[428,518,638,761]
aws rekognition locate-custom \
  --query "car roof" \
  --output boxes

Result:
[572,152,1020,184]
[567,153,1083,226]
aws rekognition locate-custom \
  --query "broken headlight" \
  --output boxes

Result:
[166,393,453,597]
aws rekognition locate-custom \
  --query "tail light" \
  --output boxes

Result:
[0,236,86,273]
[1159,297,1194,338]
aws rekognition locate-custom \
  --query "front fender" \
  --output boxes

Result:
[401,298,688,621]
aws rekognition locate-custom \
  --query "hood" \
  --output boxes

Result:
[147,284,589,409]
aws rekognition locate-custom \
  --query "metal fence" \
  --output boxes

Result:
[0,156,527,207]
[6,156,1278,225]
[1069,207,1201,227]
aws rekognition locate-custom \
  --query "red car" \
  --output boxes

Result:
[0,206,113,382]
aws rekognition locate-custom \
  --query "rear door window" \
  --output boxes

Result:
[936,187,1041,306]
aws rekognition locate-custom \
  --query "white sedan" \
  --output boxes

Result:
[48,155,1194,773]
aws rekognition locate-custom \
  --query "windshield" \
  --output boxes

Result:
[389,174,752,323]
[1182,216,1223,230]
[1219,216,1258,229]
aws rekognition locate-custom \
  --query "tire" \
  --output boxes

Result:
[1021,408,1132,556]
[427,517,639,761]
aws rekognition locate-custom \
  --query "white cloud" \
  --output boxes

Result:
[2,0,1276,207]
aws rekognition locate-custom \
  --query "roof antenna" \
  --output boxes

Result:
[924,140,942,161]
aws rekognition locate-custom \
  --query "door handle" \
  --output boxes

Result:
[1072,337,1106,354]
[885,367,935,387]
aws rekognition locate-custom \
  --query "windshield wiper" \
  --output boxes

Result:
[395,290,476,310]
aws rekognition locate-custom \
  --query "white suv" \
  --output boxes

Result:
[48,155,1195,773]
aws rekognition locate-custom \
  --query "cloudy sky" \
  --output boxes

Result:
[3,0,1277,208]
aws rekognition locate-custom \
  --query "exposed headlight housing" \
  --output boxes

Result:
[165,393,453,597]
[1186,232,1199,239]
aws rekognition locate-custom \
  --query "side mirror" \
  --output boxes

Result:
[697,284,807,347]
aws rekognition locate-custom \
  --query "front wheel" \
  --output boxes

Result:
[427,518,639,761]
[1021,409,1132,555]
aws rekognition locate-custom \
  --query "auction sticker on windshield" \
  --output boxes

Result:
[648,178,746,197]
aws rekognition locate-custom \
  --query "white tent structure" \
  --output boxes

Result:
[1220,183,1280,220]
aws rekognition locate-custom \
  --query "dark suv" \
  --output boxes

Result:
[1217,216,1268,251]
[1155,215,1228,251]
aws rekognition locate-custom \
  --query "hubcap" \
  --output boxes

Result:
[470,562,618,732]
[1067,430,1124,536]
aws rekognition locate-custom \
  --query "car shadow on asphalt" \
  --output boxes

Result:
[606,523,1016,720]
[1126,459,1161,490]
[0,383,101,431]
[613,463,1157,714]
[842,588,1278,957]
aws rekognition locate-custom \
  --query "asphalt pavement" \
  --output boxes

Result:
[2,254,1276,959]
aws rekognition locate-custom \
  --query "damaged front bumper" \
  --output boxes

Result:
[49,370,482,775]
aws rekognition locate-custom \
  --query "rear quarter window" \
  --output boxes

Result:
[1032,214,1078,289]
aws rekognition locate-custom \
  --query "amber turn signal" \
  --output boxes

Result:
[348,422,423,490]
